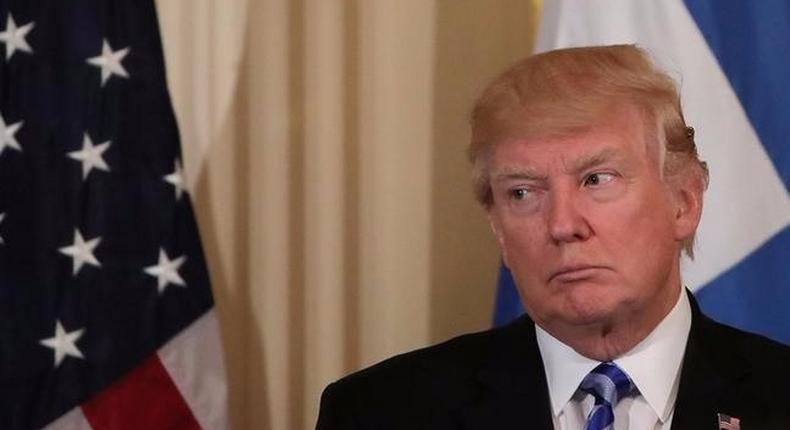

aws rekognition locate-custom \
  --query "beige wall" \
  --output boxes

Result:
[155,1,539,429]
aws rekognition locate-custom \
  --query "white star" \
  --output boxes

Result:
[0,14,34,60]
[39,320,85,368]
[143,248,187,293]
[0,112,22,156]
[0,213,5,244]
[59,229,102,275]
[68,133,111,180]
[163,159,186,200]
[86,39,129,86]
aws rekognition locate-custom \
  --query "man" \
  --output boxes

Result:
[316,45,790,429]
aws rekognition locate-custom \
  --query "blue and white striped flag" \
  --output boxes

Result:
[493,0,790,345]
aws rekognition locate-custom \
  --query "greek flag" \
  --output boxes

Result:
[493,0,790,345]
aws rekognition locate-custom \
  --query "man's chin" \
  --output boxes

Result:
[558,289,623,326]
[562,310,617,328]
[537,304,620,330]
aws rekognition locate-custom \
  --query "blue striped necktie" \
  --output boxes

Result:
[579,362,635,430]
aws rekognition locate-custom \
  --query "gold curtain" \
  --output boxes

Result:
[155,1,540,428]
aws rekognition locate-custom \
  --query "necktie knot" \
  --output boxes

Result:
[580,362,634,406]
[579,362,635,430]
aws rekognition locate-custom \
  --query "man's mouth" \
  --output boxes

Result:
[549,265,609,283]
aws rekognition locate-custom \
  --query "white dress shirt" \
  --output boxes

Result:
[535,289,691,430]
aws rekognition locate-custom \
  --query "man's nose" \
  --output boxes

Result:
[547,190,591,243]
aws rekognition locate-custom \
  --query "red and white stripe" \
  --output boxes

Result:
[43,311,227,430]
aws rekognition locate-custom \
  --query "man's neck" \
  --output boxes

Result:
[536,288,692,423]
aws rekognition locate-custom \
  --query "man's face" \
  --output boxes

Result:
[487,108,690,333]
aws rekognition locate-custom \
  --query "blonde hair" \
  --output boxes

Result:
[469,44,708,256]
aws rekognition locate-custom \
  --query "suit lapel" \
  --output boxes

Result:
[670,292,750,430]
[461,316,554,429]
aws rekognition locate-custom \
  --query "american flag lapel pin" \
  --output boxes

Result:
[717,413,741,430]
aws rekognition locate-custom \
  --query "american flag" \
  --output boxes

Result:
[0,1,227,429]
[718,413,741,430]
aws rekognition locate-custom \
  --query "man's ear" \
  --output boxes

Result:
[487,211,510,267]
[671,172,704,242]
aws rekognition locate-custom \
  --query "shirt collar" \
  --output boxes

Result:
[535,288,691,423]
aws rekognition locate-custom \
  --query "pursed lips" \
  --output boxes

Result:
[548,264,610,283]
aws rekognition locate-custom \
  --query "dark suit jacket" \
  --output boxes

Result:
[316,293,790,429]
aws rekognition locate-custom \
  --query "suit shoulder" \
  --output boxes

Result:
[321,318,529,399]
[337,322,509,387]
[316,320,531,429]
[704,316,790,372]
[712,319,789,353]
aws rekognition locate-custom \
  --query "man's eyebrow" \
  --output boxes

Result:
[491,166,547,182]
[570,148,623,173]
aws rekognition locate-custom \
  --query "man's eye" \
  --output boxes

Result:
[584,172,615,187]
[510,188,530,200]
